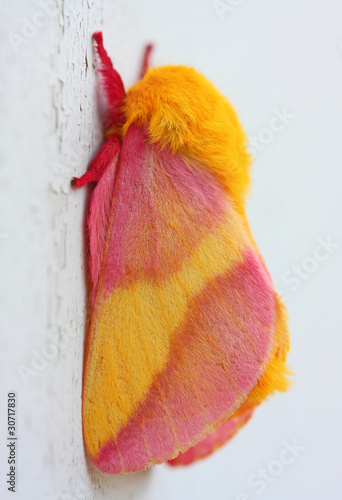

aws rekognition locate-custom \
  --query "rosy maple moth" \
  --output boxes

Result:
[73,32,292,474]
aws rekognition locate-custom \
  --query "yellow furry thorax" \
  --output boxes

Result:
[120,65,252,208]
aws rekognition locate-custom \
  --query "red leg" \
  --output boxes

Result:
[139,43,154,79]
[93,32,126,125]
[72,135,120,188]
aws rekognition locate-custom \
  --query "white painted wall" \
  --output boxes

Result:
[1,1,342,499]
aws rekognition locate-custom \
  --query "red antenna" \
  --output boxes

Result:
[140,43,154,79]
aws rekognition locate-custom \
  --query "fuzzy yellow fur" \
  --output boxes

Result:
[245,294,292,406]
[122,66,251,209]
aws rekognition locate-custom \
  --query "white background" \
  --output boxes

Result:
[1,1,342,499]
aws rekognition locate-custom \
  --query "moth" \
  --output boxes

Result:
[73,32,292,474]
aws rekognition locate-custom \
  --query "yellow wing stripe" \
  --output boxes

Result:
[83,210,248,456]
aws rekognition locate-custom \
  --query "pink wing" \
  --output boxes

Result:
[81,124,279,473]
[168,404,255,466]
